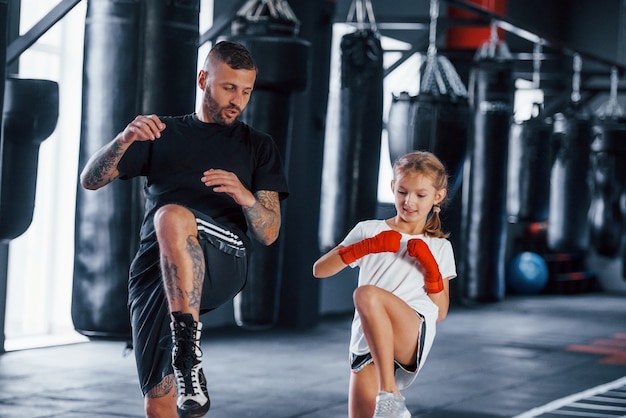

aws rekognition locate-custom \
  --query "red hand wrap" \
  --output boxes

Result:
[407,239,444,294]
[338,230,402,265]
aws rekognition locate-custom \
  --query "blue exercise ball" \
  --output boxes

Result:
[507,252,549,294]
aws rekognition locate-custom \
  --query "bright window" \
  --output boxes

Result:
[4,0,88,351]
[4,0,214,351]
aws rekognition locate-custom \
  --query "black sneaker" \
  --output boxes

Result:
[170,311,210,418]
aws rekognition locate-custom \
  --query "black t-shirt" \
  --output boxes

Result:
[117,114,289,246]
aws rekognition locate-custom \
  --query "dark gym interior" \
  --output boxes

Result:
[0,0,625,417]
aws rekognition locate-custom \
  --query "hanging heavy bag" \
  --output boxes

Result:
[461,45,515,303]
[225,2,311,329]
[387,91,416,165]
[507,106,553,223]
[337,29,383,239]
[388,0,469,197]
[588,119,626,257]
[547,105,593,253]
[388,92,468,190]
[414,92,468,194]
[547,55,593,253]
[319,28,383,251]
[0,78,58,241]
[73,0,142,340]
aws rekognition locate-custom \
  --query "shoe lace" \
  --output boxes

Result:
[374,398,395,416]
[173,325,204,396]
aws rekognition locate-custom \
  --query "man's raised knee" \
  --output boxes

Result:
[154,204,195,237]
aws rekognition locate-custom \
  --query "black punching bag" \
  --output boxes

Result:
[0,78,58,241]
[73,0,140,339]
[547,56,593,253]
[226,1,310,329]
[588,68,626,258]
[387,91,468,195]
[387,0,468,195]
[547,107,593,253]
[140,0,199,115]
[588,119,626,257]
[461,40,515,303]
[507,104,553,222]
[319,28,383,250]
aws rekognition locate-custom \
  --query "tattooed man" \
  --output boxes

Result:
[80,41,289,418]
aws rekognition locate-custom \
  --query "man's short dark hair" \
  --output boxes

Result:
[209,40,257,71]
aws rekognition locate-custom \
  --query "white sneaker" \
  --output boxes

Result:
[373,391,411,418]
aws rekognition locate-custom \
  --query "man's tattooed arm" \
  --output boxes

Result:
[80,134,130,190]
[243,190,281,246]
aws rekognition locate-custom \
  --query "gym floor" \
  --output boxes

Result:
[0,291,625,418]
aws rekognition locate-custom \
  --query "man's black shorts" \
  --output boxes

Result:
[128,208,249,395]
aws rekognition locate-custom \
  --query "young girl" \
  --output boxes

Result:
[313,151,456,418]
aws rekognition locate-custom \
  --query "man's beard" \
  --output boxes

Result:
[205,88,241,126]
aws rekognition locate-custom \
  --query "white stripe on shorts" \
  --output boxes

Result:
[195,218,245,249]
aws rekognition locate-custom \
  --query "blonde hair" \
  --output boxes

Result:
[393,151,449,238]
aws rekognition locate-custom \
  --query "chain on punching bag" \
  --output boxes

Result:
[73,0,141,340]
[461,24,515,303]
[588,67,626,257]
[225,0,310,329]
[547,54,593,253]
[507,44,552,223]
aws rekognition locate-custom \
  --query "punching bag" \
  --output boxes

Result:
[388,91,468,195]
[226,0,310,329]
[588,120,626,256]
[547,108,593,252]
[547,56,593,253]
[387,0,468,194]
[140,0,199,115]
[587,67,626,258]
[507,104,553,223]
[461,34,515,303]
[73,0,141,339]
[387,91,416,163]
[0,78,58,241]
[319,28,383,250]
